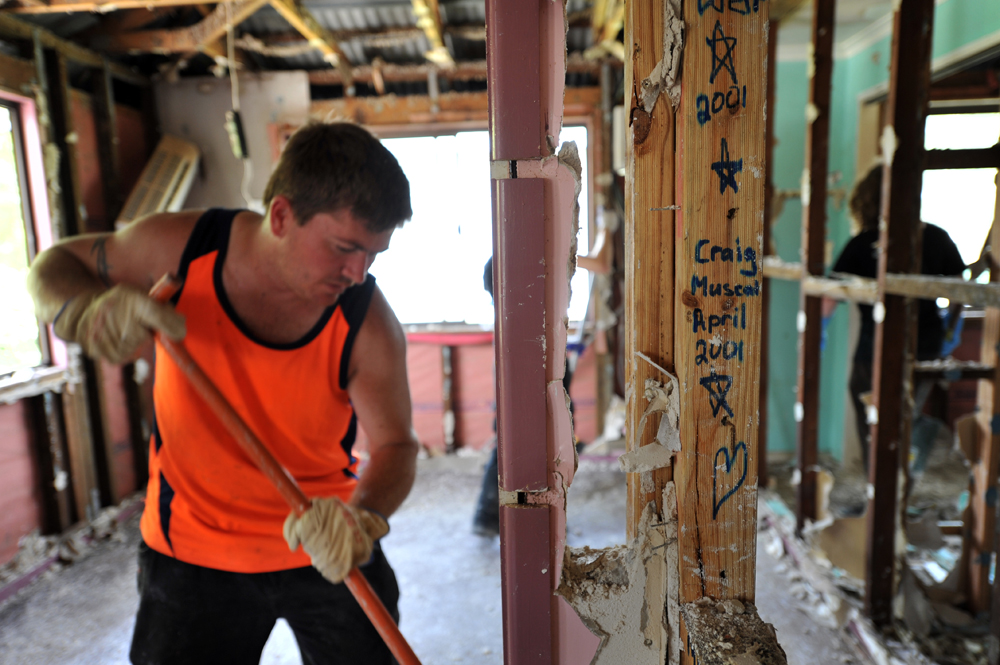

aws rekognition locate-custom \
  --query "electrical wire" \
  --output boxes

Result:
[226,1,255,209]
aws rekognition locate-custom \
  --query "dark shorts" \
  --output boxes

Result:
[129,541,399,665]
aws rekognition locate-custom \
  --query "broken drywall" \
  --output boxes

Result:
[681,597,787,665]
[558,486,678,664]
[639,0,684,111]
[619,374,681,474]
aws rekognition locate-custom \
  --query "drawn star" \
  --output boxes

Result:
[699,371,734,419]
[706,19,738,84]
[711,138,743,195]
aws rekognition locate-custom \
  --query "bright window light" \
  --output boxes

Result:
[375,128,590,325]
[921,113,1000,266]
[0,105,42,375]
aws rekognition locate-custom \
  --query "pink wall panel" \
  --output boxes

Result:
[0,402,42,566]
[569,346,598,445]
[99,360,135,501]
[70,91,106,231]
[115,103,151,198]
[453,344,496,451]
[407,344,445,452]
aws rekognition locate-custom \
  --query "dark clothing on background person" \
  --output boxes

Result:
[832,224,965,363]
[833,223,965,469]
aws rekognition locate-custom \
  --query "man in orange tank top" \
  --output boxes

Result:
[28,123,419,664]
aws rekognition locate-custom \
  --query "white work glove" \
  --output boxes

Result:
[283,497,390,584]
[53,285,186,364]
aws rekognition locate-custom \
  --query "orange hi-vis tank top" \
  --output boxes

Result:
[139,209,375,573]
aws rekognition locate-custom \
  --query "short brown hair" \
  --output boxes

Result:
[263,122,411,232]
[849,165,883,233]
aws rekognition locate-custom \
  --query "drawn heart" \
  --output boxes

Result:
[712,441,748,519]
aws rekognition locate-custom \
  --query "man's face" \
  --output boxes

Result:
[278,206,393,305]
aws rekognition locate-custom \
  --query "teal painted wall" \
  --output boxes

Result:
[766,0,1000,460]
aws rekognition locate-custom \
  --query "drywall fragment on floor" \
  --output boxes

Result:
[557,494,677,664]
[812,516,867,581]
[681,597,787,665]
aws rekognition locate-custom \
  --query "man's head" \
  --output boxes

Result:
[263,122,412,231]
[849,165,883,233]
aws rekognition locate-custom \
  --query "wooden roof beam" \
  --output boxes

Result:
[267,0,353,90]
[3,0,221,14]
[412,0,453,67]
[94,0,267,54]
[0,13,146,85]
[307,57,600,86]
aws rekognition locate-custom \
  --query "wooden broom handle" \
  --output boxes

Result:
[148,274,421,665]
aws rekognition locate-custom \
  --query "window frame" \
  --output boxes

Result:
[0,88,61,373]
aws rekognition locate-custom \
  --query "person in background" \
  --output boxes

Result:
[824,164,965,478]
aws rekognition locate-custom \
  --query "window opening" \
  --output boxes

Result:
[0,102,43,375]
[921,111,1000,274]
[375,127,590,326]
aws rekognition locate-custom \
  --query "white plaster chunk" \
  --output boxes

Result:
[640,0,684,111]
[880,125,898,166]
[618,374,681,474]
[872,301,885,323]
[557,501,677,664]
[805,103,820,124]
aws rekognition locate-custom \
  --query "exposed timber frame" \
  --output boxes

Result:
[0,14,147,86]
[267,0,354,88]
[794,0,835,532]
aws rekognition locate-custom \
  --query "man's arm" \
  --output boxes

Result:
[345,287,419,518]
[28,211,200,322]
[27,211,200,364]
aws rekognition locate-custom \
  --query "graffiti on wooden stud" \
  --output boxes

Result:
[712,441,748,518]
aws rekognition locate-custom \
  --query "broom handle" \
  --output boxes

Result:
[148,274,421,665]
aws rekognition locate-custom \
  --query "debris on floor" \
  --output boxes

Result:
[681,596,787,665]
[0,494,143,605]
[765,425,990,665]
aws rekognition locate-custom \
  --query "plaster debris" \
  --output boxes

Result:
[558,491,678,664]
[681,597,787,665]
[640,0,684,111]
[619,375,681,474]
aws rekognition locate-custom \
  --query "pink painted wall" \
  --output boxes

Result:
[0,402,42,566]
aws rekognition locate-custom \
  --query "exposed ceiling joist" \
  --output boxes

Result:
[3,0,220,14]
[0,13,147,85]
[307,56,600,86]
[412,0,453,67]
[94,0,267,54]
[267,0,353,87]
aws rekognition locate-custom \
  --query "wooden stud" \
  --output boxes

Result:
[623,0,676,541]
[973,171,1000,615]
[925,146,1000,171]
[794,0,835,532]
[865,0,935,626]
[26,393,73,532]
[674,0,767,609]
[759,19,778,487]
[92,60,123,225]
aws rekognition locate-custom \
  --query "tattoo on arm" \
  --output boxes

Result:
[90,237,113,287]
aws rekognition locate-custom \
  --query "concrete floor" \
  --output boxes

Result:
[0,454,856,664]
